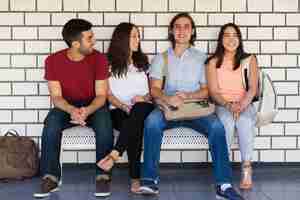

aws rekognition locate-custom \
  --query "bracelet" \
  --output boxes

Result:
[224,101,230,109]
[119,103,126,110]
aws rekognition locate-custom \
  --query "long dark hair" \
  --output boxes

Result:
[168,12,196,49]
[205,23,250,70]
[107,22,149,78]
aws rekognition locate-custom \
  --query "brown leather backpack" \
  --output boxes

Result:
[0,130,39,180]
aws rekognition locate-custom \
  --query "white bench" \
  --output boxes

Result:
[59,126,211,183]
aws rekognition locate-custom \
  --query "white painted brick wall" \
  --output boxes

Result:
[1,0,299,163]
[0,0,8,11]
[117,0,141,11]
[196,0,220,12]
[248,28,273,40]
[208,14,233,26]
[235,14,259,26]
[39,83,50,95]
[131,13,155,26]
[197,27,219,40]
[286,96,300,108]
[248,0,272,12]
[272,55,297,67]
[274,82,298,95]
[274,0,298,12]
[233,151,259,162]
[0,124,26,136]
[0,111,11,123]
[78,13,103,26]
[262,69,285,81]
[277,96,285,108]
[287,69,300,81]
[0,69,25,81]
[0,27,11,40]
[25,96,50,109]
[37,0,62,11]
[90,0,114,11]
[0,83,11,95]
[0,97,24,109]
[0,55,10,68]
[13,110,38,123]
[222,0,246,12]
[11,55,36,68]
[286,150,300,162]
[51,13,76,25]
[274,28,299,40]
[104,13,129,26]
[169,0,194,12]
[0,41,23,53]
[25,13,51,25]
[286,14,300,26]
[39,27,62,40]
[261,14,286,26]
[260,150,284,162]
[144,27,168,40]
[25,41,50,54]
[143,0,167,11]
[12,83,38,95]
[64,0,88,11]
[287,42,300,54]
[272,137,297,149]
[11,0,35,11]
[257,55,271,67]
[254,137,271,149]
[260,124,284,136]
[274,109,298,122]
[285,123,300,135]
[0,13,24,25]
[26,69,44,81]
[261,41,286,54]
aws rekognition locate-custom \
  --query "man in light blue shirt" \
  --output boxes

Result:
[140,13,244,200]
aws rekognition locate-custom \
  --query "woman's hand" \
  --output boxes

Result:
[131,95,146,104]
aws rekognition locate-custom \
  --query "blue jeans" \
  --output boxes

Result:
[142,108,232,185]
[40,103,113,181]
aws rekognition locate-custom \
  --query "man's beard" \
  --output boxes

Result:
[79,46,93,55]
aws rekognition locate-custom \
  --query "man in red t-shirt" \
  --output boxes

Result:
[34,19,113,198]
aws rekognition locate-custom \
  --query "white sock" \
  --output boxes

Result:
[221,183,232,191]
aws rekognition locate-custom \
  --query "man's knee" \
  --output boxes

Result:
[44,108,68,127]
[208,117,226,140]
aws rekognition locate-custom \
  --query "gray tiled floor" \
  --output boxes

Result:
[1,164,300,200]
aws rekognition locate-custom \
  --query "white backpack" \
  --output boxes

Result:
[241,56,278,127]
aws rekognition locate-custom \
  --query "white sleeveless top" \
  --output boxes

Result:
[109,64,149,109]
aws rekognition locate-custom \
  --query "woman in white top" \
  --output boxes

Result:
[97,22,154,193]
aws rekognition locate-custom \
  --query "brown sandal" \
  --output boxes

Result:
[130,179,141,194]
[240,163,253,189]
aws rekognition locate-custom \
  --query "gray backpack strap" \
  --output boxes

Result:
[241,56,251,90]
[162,51,168,89]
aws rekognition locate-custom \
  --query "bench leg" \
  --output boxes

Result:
[59,147,63,186]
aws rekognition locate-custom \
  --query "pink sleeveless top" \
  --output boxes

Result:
[216,64,246,102]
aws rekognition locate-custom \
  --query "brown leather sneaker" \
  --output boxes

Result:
[33,177,59,198]
[94,175,111,197]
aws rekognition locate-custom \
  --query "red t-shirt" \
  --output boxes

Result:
[44,49,109,103]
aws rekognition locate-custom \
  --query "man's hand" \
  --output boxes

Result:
[165,95,184,108]
[70,107,86,126]
[175,91,190,100]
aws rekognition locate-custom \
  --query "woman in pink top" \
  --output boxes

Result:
[206,23,259,189]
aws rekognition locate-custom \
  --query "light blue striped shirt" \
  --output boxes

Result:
[149,47,207,96]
